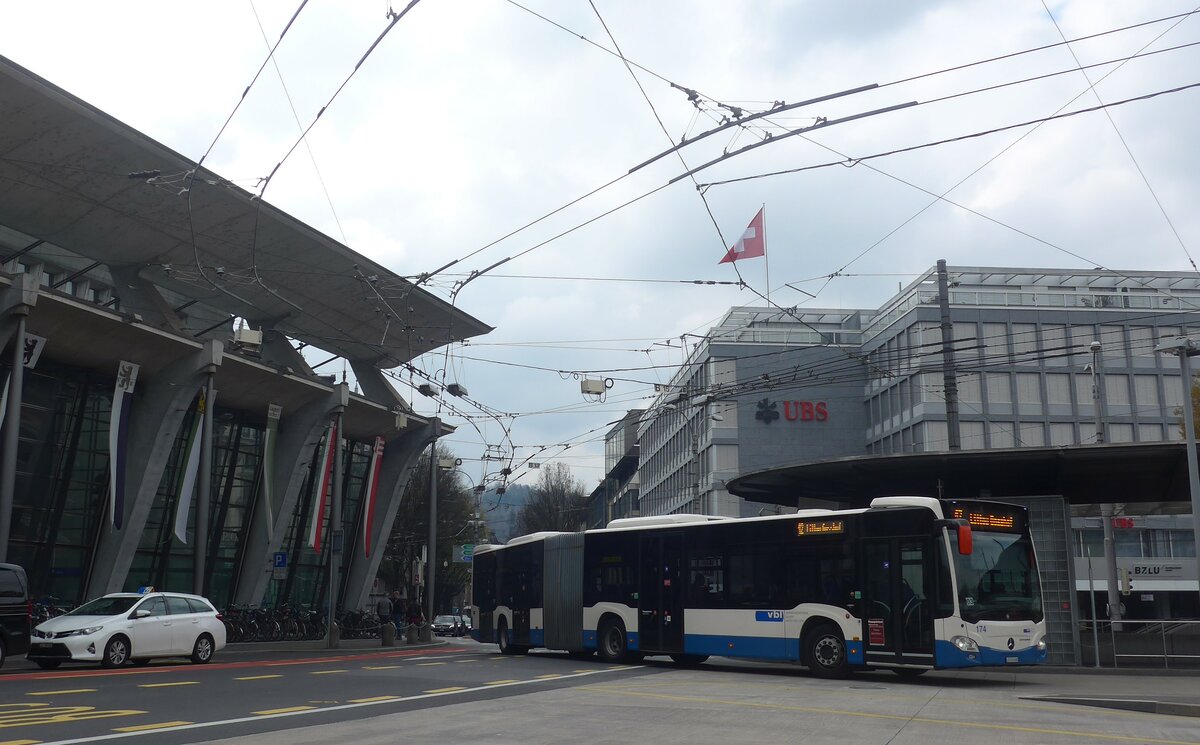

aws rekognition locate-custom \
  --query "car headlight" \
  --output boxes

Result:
[60,625,104,637]
[951,635,979,653]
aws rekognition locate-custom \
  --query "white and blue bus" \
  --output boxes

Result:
[470,496,1047,676]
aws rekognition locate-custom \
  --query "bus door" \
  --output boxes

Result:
[862,537,934,668]
[638,532,684,653]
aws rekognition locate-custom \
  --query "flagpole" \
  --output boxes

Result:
[762,204,770,307]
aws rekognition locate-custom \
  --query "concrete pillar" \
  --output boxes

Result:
[233,386,351,606]
[85,340,224,597]
[342,420,438,611]
[0,273,39,562]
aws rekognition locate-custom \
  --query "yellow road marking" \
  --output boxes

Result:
[0,740,42,745]
[572,669,593,673]
[112,721,192,732]
[309,670,347,675]
[348,696,399,703]
[453,659,479,663]
[582,686,1200,745]
[423,687,466,694]
[363,665,400,670]
[536,674,562,679]
[235,674,282,681]
[252,706,316,716]
[0,704,145,728]
[24,690,95,697]
[416,662,444,666]
[136,681,198,689]
[485,680,519,686]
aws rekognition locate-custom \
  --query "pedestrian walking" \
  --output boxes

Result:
[391,591,405,628]
[376,593,393,625]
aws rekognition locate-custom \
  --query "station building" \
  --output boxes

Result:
[592,265,1200,664]
[0,56,491,611]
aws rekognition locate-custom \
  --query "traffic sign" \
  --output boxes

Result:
[273,551,288,568]
[454,544,475,563]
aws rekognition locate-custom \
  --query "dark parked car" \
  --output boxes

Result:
[0,563,30,668]
[432,614,464,637]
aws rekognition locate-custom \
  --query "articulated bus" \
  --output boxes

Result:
[470,496,1047,677]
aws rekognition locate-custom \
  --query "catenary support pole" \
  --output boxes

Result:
[426,436,438,625]
[936,260,960,450]
[327,403,344,648]
[1178,345,1200,613]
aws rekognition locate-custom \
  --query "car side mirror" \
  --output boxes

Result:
[131,609,151,619]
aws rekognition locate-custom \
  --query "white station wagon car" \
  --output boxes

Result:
[27,591,226,669]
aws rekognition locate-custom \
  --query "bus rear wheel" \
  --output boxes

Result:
[597,618,628,663]
[805,624,850,679]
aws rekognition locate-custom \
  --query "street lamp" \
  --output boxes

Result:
[1154,336,1200,611]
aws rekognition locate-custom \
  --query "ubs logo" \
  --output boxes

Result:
[1007,638,1015,650]
[755,398,829,423]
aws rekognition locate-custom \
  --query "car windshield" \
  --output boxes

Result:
[951,530,1043,623]
[434,615,458,624]
[67,596,139,616]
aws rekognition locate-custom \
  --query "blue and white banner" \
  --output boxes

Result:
[109,361,139,529]
[172,389,206,544]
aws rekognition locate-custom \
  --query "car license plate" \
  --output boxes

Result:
[33,643,53,650]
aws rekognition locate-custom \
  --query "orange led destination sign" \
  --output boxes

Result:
[951,508,1015,530]
[796,520,844,536]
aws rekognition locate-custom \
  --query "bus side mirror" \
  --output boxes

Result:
[957,524,973,555]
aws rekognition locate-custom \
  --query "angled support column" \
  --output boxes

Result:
[85,340,224,597]
[343,420,438,610]
[349,359,411,411]
[107,267,187,334]
[234,386,349,606]
[0,272,39,562]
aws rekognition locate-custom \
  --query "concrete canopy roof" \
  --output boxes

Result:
[0,55,491,368]
[727,443,1194,508]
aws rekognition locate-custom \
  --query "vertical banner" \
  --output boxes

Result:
[1,333,46,430]
[108,361,139,529]
[362,435,386,557]
[306,420,338,552]
[260,403,282,542]
[0,372,8,432]
[172,390,205,543]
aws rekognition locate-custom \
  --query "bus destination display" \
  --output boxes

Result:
[951,507,1015,530]
[796,520,844,536]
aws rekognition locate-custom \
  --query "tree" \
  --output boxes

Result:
[515,462,587,535]
[1174,374,1200,438]
[378,445,480,614]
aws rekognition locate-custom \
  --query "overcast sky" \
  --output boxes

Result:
[4,1,1199,491]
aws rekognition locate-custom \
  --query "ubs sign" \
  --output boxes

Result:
[755,398,829,424]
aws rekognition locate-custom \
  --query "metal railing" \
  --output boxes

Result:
[1079,619,1200,669]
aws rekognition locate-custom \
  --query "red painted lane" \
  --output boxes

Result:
[0,645,469,683]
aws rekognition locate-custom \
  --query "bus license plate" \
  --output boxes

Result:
[1006,656,1019,663]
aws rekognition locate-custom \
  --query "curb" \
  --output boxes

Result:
[220,639,451,654]
[1023,696,1200,718]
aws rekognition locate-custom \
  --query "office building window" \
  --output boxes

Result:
[1049,422,1075,445]
[1138,424,1163,442]
[1042,324,1068,366]
[1099,326,1125,364]
[1164,377,1184,409]
[1105,375,1130,407]
[1017,422,1044,447]
[959,372,981,404]
[1012,323,1037,365]
[986,373,1011,404]
[1134,375,1159,410]
[989,422,1015,449]
[1107,423,1134,443]
[982,323,1008,361]
[1129,326,1155,362]
[961,421,985,450]
[1046,374,1071,405]
[1016,373,1042,406]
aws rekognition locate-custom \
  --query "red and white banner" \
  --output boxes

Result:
[363,436,386,557]
[307,420,338,552]
[718,207,766,264]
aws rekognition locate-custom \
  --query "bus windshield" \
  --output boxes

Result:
[951,530,1043,623]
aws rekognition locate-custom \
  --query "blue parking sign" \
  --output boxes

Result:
[273,551,287,568]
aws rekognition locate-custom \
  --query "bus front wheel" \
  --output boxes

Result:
[597,618,627,662]
[805,624,850,679]
[497,620,519,655]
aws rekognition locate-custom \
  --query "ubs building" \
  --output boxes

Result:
[0,56,492,611]
[628,267,1200,662]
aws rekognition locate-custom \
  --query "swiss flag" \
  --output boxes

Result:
[719,207,765,264]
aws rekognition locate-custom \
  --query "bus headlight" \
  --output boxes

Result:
[951,635,979,653]
[1036,639,1047,652]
